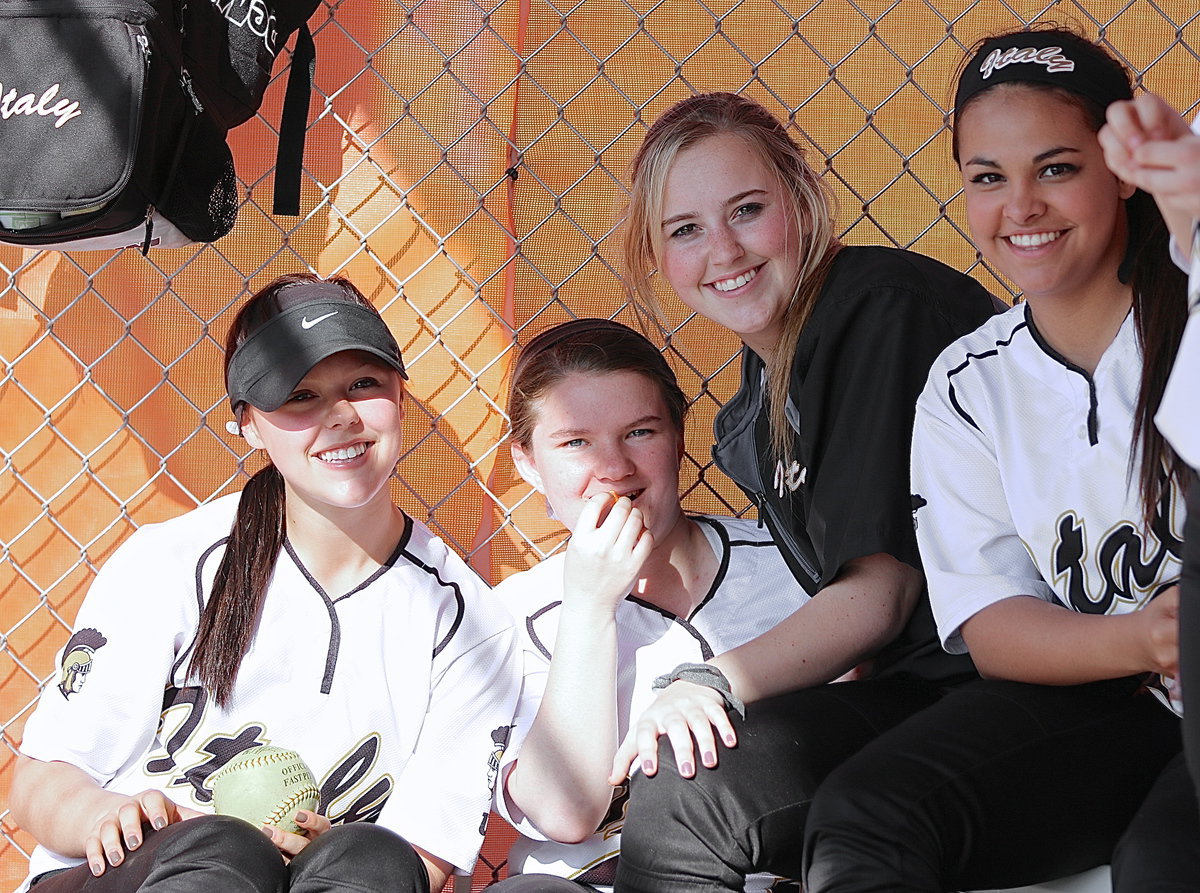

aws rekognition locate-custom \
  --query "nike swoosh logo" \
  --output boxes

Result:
[301,311,338,329]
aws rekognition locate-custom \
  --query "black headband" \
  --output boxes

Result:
[511,317,645,384]
[227,288,407,413]
[955,32,1131,115]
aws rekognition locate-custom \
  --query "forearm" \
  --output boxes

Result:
[10,756,122,857]
[505,606,620,843]
[962,595,1170,684]
[714,553,922,703]
[1160,204,1196,263]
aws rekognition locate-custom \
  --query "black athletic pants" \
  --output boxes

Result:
[802,676,1179,892]
[1182,472,1200,801]
[613,677,1178,893]
[1112,469,1200,891]
[30,815,432,893]
[613,677,945,892]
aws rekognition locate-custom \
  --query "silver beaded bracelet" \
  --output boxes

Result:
[652,662,746,718]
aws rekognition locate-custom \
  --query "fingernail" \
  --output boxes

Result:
[152,817,167,830]
[261,825,275,838]
[90,861,104,876]
[703,751,716,767]
[108,851,123,866]
[680,761,694,776]
[725,734,736,746]
[128,836,140,850]
[295,811,308,822]
[642,759,655,774]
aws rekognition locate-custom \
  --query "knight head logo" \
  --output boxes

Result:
[57,628,108,699]
[486,725,513,789]
[911,494,928,529]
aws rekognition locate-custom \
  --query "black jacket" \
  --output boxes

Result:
[712,245,1002,683]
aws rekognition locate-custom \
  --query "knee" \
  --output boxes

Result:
[804,762,935,892]
[1112,756,1200,892]
[162,814,280,860]
[623,737,724,832]
[806,762,895,839]
[290,823,428,889]
[152,815,285,890]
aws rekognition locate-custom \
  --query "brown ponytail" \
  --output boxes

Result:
[189,464,286,706]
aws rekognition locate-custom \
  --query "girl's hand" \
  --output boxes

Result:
[609,680,737,784]
[84,790,201,876]
[1102,94,1200,220]
[260,810,331,861]
[1134,585,1180,679]
[563,493,654,615]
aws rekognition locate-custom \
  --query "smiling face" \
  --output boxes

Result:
[957,85,1134,306]
[658,132,802,357]
[511,370,685,543]
[240,350,405,520]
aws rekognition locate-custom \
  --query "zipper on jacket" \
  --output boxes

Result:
[748,461,821,591]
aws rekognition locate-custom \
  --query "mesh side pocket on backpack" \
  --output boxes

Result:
[159,111,239,243]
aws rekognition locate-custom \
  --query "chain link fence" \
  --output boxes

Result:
[1,0,1197,885]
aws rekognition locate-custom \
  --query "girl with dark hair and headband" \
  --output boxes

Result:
[9,273,521,893]
[799,27,1190,892]
[490,318,811,892]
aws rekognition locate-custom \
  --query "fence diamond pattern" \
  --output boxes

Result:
[1,0,1197,886]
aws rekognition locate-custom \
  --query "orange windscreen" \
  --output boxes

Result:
[1,0,1197,881]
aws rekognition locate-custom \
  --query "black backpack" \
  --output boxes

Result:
[0,0,322,251]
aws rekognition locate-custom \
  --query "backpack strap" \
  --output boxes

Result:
[272,22,315,216]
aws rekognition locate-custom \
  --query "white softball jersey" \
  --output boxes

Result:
[912,305,1185,673]
[1155,112,1200,468]
[493,515,810,893]
[18,493,521,889]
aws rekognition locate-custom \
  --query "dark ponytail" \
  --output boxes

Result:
[189,464,286,706]
[1125,188,1189,524]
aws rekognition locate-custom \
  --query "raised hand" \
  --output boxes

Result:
[563,492,654,616]
[1102,93,1200,231]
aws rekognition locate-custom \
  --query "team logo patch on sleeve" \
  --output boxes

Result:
[486,724,513,792]
[479,724,514,835]
[57,628,108,698]
[911,494,928,528]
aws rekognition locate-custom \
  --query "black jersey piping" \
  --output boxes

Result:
[944,319,1029,432]
[625,595,715,660]
[688,515,731,618]
[526,601,561,662]
[1023,305,1100,446]
[284,539,342,694]
[403,553,468,659]
[178,537,230,678]
[284,513,414,694]
[524,517,768,663]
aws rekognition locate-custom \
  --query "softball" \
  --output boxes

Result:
[208,745,320,834]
